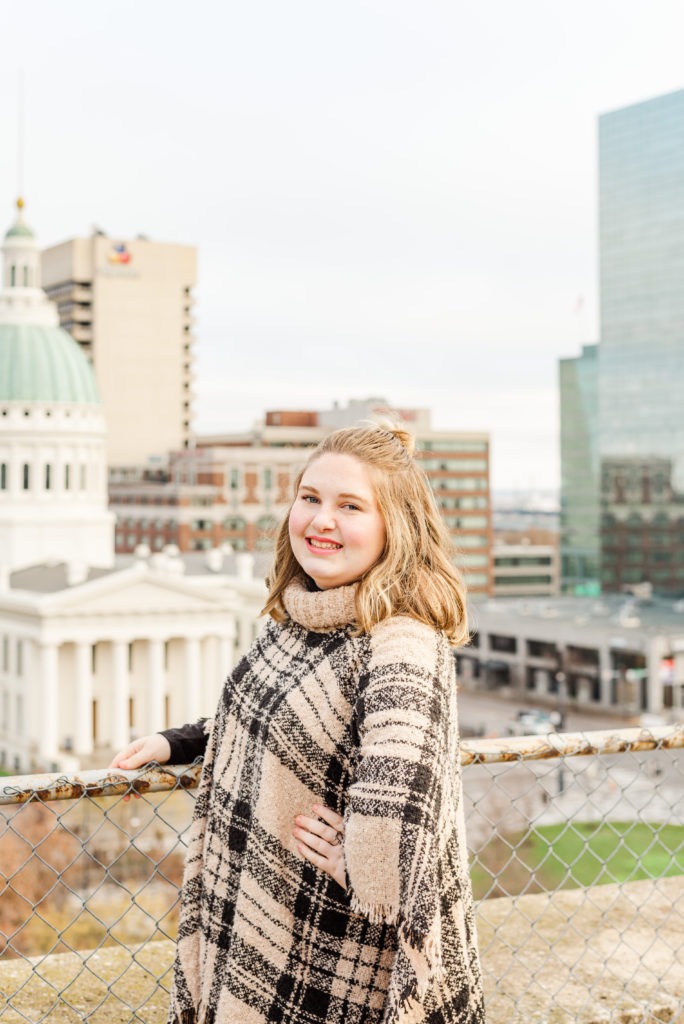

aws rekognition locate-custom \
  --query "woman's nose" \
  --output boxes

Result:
[312,505,336,529]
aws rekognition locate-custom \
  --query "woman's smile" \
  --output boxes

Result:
[305,535,343,553]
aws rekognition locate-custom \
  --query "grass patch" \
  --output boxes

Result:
[471,821,684,900]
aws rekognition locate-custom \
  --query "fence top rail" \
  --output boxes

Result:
[459,724,684,765]
[1,726,683,805]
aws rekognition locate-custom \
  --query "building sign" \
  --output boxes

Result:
[108,243,132,265]
[660,658,675,686]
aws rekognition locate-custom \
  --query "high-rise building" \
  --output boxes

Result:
[559,344,599,592]
[41,233,197,468]
[561,88,684,595]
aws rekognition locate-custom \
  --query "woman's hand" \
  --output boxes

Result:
[109,734,171,770]
[293,804,346,890]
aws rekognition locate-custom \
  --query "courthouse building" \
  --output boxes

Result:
[0,199,264,774]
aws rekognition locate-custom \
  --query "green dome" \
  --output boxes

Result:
[0,323,100,404]
[5,220,34,240]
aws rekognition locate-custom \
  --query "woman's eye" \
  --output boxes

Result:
[302,494,319,504]
[342,503,360,511]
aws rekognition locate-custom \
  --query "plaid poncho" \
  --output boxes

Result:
[168,579,486,1024]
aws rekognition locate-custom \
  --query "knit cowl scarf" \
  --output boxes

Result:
[169,578,485,1024]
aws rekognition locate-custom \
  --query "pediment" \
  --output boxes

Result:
[40,569,234,617]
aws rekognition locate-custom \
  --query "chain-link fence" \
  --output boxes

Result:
[1,727,683,1023]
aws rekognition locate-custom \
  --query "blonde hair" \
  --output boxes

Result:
[263,424,469,646]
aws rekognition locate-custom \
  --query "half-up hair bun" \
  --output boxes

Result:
[387,425,415,457]
[367,417,416,458]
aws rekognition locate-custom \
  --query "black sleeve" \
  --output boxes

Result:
[159,719,210,764]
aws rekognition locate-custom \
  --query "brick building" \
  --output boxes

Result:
[110,399,493,593]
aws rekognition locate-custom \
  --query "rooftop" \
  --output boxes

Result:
[472,592,684,639]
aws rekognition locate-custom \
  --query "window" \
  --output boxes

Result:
[456,535,489,548]
[16,641,23,677]
[458,496,488,510]
[490,634,517,653]
[418,440,487,453]
[65,464,71,490]
[422,458,488,472]
[263,468,272,490]
[45,464,51,490]
[495,575,553,586]
[458,553,489,567]
[230,468,240,490]
[80,465,87,490]
[459,515,488,529]
[0,463,6,489]
[223,516,246,531]
[433,476,487,492]
[22,464,30,490]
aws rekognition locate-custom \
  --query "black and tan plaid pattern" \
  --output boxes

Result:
[169,580,485,1024]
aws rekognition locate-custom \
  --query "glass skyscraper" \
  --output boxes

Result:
[560,344,599,592]
[561,88,684,594]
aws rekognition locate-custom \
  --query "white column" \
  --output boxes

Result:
[111,640,130,750]
[147,639,165,732]
[220,624,236,678]
[184,638,202,722]
[38,642,59,767]
[647,636,668,715]
[674,652,684,710]
[200,638,217,712]
[599,645,613,709]
[74,642,93,756]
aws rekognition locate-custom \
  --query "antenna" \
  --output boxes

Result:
[17,69,24,202]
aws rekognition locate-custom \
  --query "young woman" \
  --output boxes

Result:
[111,425,486,1024]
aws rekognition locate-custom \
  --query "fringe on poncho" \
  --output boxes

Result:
[168,579,486,1024]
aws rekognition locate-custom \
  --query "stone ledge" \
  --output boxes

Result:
[478,875,684,1023]
[1,877,683,1022]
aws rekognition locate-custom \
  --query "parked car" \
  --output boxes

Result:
[507,709,558,736]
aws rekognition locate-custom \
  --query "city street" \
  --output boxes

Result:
[457,687,642,738]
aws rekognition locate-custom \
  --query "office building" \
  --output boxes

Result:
[561,89,684,595]
[460,593,684,718]
[560,344,599,592]
[41,232,196,468]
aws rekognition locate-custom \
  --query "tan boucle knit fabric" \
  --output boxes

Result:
[168,580,485,1024]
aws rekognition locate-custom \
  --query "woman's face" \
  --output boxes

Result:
[288,453,387,590]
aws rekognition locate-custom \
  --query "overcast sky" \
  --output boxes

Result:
[2,1,684,491]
